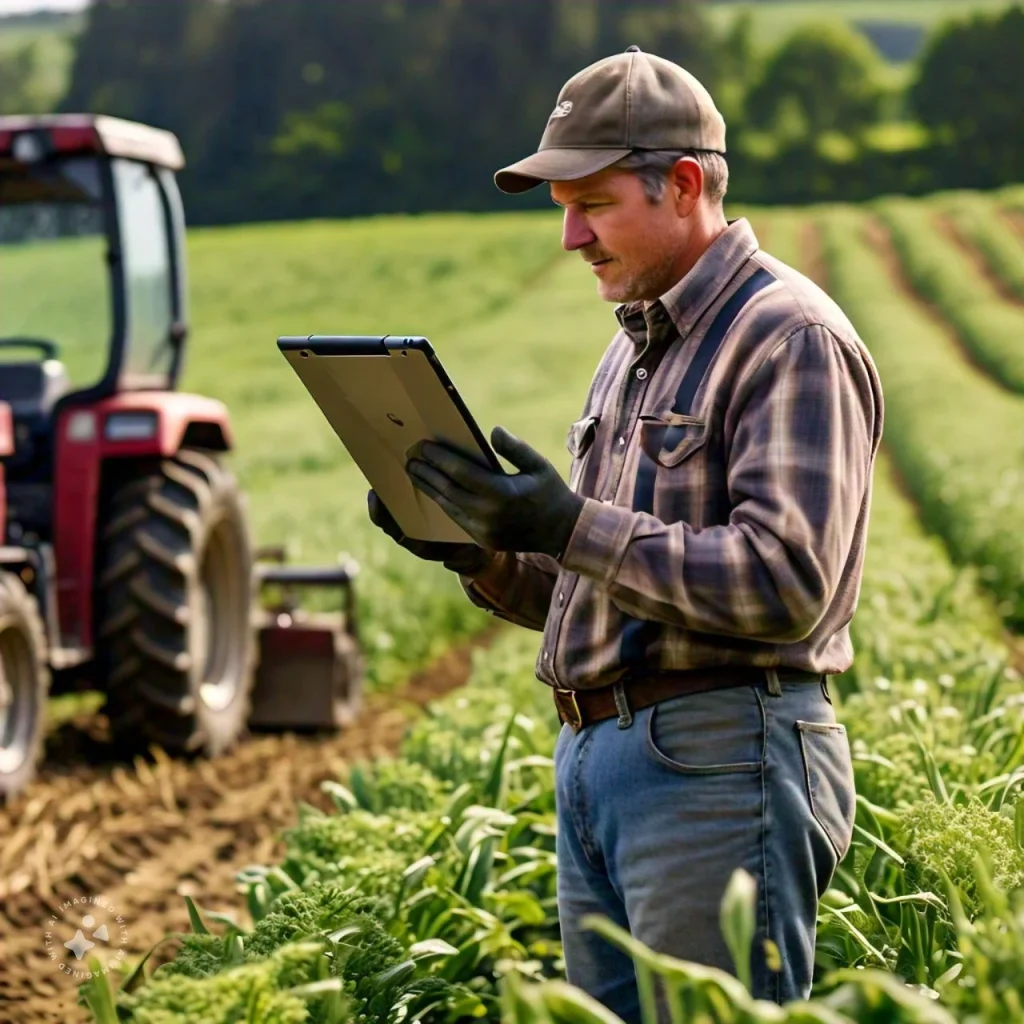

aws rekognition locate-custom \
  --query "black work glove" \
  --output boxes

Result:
[405,426,585,559]
[367,490,487,574]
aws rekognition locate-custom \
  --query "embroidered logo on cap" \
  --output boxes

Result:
[549,100,573,120]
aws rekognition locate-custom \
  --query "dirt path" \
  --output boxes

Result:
[0,626,502,1024]
[934,212,1024,309]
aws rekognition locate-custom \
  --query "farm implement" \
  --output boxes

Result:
[0,115,363,798]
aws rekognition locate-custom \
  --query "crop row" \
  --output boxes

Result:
[938,192,1024,305]
[876,196,1024,395]
[817,204,1024,629]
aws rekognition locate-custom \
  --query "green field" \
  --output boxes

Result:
[57,185,1024,1020]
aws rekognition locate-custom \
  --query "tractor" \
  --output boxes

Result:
[0,114,363,799]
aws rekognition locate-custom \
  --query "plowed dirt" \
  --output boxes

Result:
[0,626,501,1023]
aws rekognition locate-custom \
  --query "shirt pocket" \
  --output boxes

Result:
[638,412,708,468]
[566,414,600,491]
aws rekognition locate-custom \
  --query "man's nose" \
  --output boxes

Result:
[562,208,597,252]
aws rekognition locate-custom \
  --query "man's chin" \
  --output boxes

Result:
[598,280,640,303]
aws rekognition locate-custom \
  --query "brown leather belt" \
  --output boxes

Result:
[552,665,824,733]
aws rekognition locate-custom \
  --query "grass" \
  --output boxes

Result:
[0,234,111,385]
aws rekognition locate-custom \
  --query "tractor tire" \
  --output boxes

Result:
[0,570,50,800]
[95,449,258,757]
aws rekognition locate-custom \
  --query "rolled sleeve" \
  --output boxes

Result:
[560,497,635,586]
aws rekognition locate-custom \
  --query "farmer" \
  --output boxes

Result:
[368,46,883,1019]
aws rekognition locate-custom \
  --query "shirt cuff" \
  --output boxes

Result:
[560,498,635,586]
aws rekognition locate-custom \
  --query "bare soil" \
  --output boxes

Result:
[0,625,502,1024]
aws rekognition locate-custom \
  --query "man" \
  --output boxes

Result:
[368,46,883,1018]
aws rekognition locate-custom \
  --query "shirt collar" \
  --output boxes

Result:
[615,218,760,350]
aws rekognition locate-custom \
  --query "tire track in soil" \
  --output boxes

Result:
[0,624,503,1024]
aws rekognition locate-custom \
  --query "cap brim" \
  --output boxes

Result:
[494,148,632,194]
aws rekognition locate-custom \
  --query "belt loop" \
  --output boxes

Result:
[765,668,783,698]
[613,681,634,729]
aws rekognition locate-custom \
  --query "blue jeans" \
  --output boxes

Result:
[553,678,855,1020]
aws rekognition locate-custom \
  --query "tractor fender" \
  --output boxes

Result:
[76,391,235,456]
[52,392,236,651]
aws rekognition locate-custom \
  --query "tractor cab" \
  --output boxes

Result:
[0,115,187,533]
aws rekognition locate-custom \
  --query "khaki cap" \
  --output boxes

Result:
[495,45,726,195]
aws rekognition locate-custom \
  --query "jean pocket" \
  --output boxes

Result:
[646,687,764,775]
[796,721,856,860]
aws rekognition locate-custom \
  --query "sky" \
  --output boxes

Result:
[0,0,88,14]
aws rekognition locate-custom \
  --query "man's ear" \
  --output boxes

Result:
[669,157,703,217]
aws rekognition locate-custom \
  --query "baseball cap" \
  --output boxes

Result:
[494,45,726,195]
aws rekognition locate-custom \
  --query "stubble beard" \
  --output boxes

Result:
[596,251,681,304]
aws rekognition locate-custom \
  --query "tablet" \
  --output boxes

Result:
[278,335,503,544]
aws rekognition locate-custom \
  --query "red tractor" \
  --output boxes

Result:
[0,114,363,798]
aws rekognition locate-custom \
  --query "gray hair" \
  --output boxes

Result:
[613,149,729,206]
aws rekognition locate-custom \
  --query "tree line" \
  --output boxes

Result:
[3,0,1022,222]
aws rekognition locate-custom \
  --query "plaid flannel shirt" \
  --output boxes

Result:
[460,218,884,692]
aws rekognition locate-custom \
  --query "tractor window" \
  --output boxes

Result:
[0,156,111,391]
[112,159,175,387]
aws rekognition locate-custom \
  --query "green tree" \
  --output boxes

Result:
[910,6,1024,183]
[0,43,42,115]
[744,20,888,146]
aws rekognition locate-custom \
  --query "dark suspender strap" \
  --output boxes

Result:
[623,266,777,667]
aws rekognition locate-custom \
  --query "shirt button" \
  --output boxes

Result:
[636,368,648,380]
[618,436,626,447]
[558,591,565,605]
[543,651,550,661]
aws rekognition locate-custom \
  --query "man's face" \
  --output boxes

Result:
[551,166,693,304]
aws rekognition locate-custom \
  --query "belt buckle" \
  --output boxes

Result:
[554,688,583,732]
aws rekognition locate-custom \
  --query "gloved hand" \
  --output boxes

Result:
[367,490,487,574]
[405,426,585,558]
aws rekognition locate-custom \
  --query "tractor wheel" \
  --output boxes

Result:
[96,449,258,757]
[0,570,50,800]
